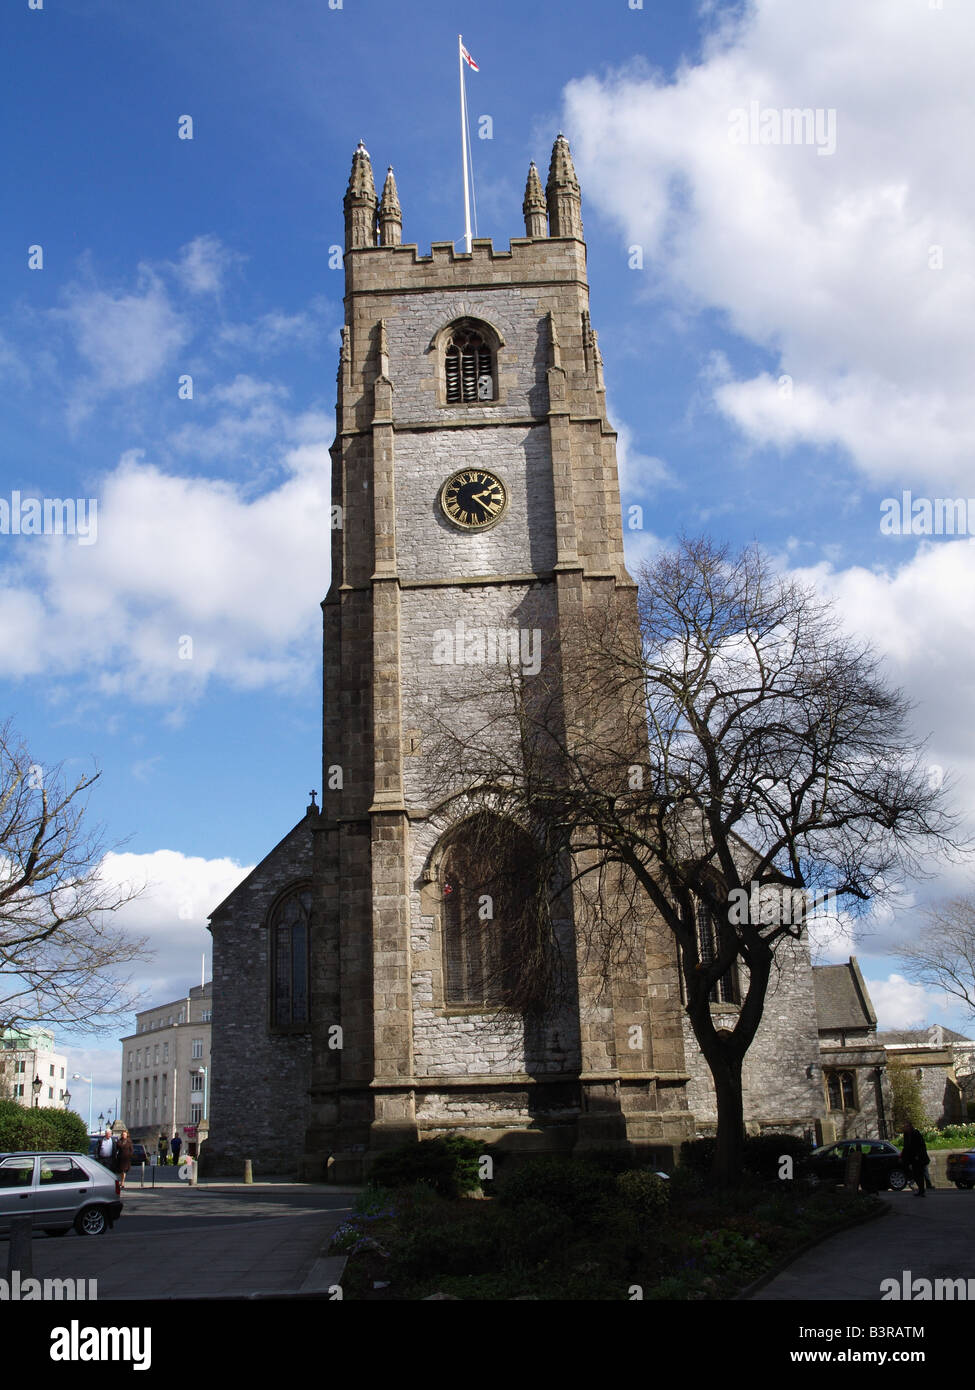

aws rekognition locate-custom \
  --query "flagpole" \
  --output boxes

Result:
[459,34,472,253]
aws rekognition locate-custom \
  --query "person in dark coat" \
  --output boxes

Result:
[116,1130,134,1188]
[902,1121,929,1197]
[158,1135,169,1166]
[170,1133,182,1165]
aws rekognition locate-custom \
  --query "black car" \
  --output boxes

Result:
[807,1139,908,1192]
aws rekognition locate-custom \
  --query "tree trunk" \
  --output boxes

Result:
[710,1048,746,1187]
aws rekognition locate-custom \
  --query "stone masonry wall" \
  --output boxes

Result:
[207,814,315,1176]
[684,934,826,1137]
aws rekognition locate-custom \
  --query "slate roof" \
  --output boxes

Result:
[877,1024,972,1047]
[813,958,877,1032]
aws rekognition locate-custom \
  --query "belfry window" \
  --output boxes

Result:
[444,320,495,403]
[270,886,312,1028]
[696,899,740,1005]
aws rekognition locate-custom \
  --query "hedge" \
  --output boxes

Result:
[0,1099,88,1154]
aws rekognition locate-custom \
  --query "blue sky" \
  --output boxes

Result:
[4,0,975,1120]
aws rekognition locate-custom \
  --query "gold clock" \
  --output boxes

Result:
[439,468,508,530]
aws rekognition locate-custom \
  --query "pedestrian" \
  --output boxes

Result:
[116,1129,133,1188]
[158,1135,169,1166]
[96,1126,118,1172]
[902,1120,929,1197]
[171,1132,182,1166]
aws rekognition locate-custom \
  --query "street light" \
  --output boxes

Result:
[72,1073,94,1133]
[63,1088,71,1110]
[31,1074,42,1108]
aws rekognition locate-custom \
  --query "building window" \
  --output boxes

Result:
[270,886,312,1028]
[190,1103,203,1125]
[163,1042,169,1061]
[16,1060,25,1074]
[826,1070,857,1111]
[438,814,541,1009]
[15,1084,24,1097]
[127,1054,132,1072]
[154,1045,159,1064]
[48,1087,53,1099]
[696,900,740,1005]
[443,319,495,403]
[49,1064,54,1076]
[201,1010,212,1023]
[191,1038,203,1059]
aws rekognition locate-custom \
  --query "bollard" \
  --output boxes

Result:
[187,1158,197,1187]
[8,1216,31,1280]
[243,1159,253,1184]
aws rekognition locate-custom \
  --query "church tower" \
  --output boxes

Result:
[297,136,694,1178]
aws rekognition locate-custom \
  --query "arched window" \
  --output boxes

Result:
[439,815,542,1008]
[444,319,495,403]
[696,899,740,1005]
[270,886,311,1029]
[825,1070,856,1111]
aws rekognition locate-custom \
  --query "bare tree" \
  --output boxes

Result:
[0,721,150,1035]
[893,894,975,1022]
[420,538,965,1183]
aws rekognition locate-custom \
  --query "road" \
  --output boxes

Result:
[4,1182,355,1299]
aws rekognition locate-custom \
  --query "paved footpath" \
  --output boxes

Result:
[7,1183,356,1300]
[751,1188,975,1300]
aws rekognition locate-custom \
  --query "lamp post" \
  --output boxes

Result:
[72,1073,94,1133]
[63,1088,71,1111]
[31,1074,42,1108]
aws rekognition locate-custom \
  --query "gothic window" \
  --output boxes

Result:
[439,815,541,1008]
[696,899,741,1005]
[825,1070,856,1111]
[444,319,495,403]
[270,885,312,1029]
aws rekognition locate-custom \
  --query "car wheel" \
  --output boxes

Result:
[75,1205,108,1236]
[888,1170,908,1192]
[44,1228,69,1237]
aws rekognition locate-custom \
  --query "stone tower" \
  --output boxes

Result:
[294,136,695,1180]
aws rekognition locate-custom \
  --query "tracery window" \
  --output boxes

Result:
[696,899,741,1005]
[270,886,312,1029]
[439,815,542,1008]
[444,320,495,403]
[825,1069,856,1111]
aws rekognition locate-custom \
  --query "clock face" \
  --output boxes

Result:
[440,469,508,530]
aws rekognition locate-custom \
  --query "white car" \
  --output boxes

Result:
[0,1151,123,1236]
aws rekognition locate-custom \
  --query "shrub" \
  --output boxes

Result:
[496,1156,615,1224]
[616,1168,670,1217]
[0,1099,87,1154]
[368,1135,484,1198]
[678,1133,811,1180]
[889,1063,927,1132]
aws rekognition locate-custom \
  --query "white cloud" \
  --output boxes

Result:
[172,235,242,295]
[217,311,318,355]
[0,430,333,702]
[59,272,189,397]
[54,848,252,1126]
[564,0,975,487]
[863,973,942,1031]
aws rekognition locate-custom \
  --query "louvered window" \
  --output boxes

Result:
[270,886,312,1028]
[696,899,740,1005]
[444,321,494,403]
